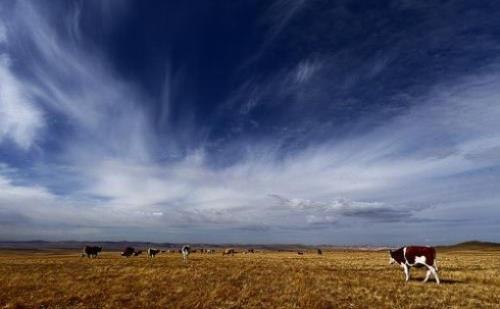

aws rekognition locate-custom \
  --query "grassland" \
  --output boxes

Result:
[1,247,499,308]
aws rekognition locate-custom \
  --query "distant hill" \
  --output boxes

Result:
[1,240,499,251]
[0,240,316,251]
[439,240,500,250]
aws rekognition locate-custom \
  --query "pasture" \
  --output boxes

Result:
[1,247,499,308]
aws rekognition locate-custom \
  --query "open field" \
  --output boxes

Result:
[1,247,499,308]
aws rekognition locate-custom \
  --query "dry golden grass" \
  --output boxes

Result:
[1,248,499,308]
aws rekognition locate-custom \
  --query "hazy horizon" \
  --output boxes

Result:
[1,1,500,245]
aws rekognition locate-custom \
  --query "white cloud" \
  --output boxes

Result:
[295,59,321,83]
[0,1,500,244]
[0,51,44,149]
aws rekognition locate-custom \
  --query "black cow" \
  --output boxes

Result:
[147,248,160,258]
[82,246,102,258]
[121,247,135,257]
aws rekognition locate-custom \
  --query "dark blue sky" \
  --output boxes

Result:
[1,0,500,244]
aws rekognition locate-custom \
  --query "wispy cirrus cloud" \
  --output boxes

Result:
[0,21,44,149]
[0,1,500,245]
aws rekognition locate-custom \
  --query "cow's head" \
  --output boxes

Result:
[389,250,397,265]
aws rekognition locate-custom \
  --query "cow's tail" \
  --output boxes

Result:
[432,248,438,271]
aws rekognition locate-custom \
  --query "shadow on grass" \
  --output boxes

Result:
[408,278,463,284]
[438,278,463,284]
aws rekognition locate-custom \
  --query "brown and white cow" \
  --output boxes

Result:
[389,246,440,284]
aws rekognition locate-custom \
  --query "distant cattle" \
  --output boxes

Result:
[181,245,191,262]
[206,249,215,254]
[297,251,304,255]
[317,249,323,255]
[82,246,102,258]
[134,250,143,256]
[121,247,135,257]
[223,248,235,256]
[246,248,255,254]
[389,246,440,284]
[147,248,160,258]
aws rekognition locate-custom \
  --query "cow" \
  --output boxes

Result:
[389,246,440,284]
[317,248,323,255]
[181,245,190,262]
[207,249,215,254]
[121,247,135,257]
[246,248,255,254]
[297,251,304,255]
[134,250,143,256]
[222,248,235,256]
[147,248,160,258]
[82,246,102,258]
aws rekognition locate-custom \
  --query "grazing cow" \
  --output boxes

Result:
[121,247,135,257]
[181,245,191,262]
[317,249,323,255]
[207,249,215,254]
[246,248,255,254]
[134,250,143,256]
[147,248,160,258]
[389,246,440,284]
[222,248,235,256]
[82,246,102,258]
[297,251,304,255]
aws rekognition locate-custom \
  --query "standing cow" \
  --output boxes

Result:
[82,246,102,258]
[389,246,440,284]
[222,248,235,256]
[147,248,160,258]
[121,247,135,257]
[181,245,191,262]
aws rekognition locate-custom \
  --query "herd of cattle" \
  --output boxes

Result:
[82,245,440,284]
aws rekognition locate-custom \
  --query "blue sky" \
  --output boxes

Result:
[1,0,500,245]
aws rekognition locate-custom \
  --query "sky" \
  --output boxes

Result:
[1,0,500,245]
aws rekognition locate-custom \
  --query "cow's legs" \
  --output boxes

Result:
[423,270,431,283]
[423,264,440,284]
[403,264,410,282]
[429,266,440,284]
